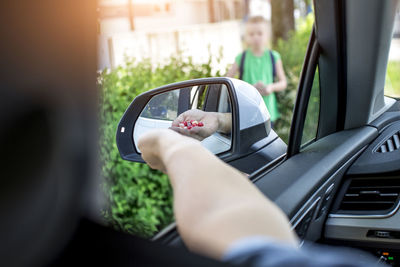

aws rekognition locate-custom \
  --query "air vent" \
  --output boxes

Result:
[375,131,400,153]
[338,178,400,214]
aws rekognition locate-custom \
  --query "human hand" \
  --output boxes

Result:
[137,128,200,173]
[254,81,273,96]
[170,109,220,141]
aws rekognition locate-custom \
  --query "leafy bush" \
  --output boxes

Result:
[274,15,314,143]
[99,55,225,238]
[386,61,400,98]
[301,67,320,144]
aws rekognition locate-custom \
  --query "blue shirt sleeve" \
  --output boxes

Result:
[223,237,383,267]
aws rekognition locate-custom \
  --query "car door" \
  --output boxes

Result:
[243,1,400,263]
[154,1,400,262]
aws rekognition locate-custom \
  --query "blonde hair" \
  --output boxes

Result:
[246,16,268,24]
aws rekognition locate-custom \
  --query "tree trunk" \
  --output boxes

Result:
[128,0,135,31]
[271,0,295,45]
[244,0,250,20]
[208,0,215,23]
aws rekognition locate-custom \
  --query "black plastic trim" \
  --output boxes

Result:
[313,0,342,139]
[249,153,286,183]
[335,0,347,131]
[287,28,319,158]
[330,174,400,216]
[368,99,400,132]
[256,126,378,218]
[347,121,400,175]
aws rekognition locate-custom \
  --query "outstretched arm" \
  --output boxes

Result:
[138,129,298,259]
[270,59,287,92]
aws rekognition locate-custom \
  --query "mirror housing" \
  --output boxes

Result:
[116,77,273,164]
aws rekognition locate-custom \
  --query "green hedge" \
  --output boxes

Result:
[99,56,226,238]
[274,15,314,143]
[386,61,400,98]
[99,17,314,238]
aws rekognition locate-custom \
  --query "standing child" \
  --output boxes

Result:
[227,16,287,125]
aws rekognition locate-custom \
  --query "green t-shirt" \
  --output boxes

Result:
[235,49,281,122]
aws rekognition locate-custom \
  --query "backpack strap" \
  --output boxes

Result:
[269,50,276,81]
[239,50,276,81]
[238,50,246,80]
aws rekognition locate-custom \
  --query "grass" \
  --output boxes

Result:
[385,61,400,98]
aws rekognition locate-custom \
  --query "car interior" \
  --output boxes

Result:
[151,1,400,266]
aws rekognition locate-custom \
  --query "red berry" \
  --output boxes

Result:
[187,126,192,130]
[183,121,187,126]
[190,120,194,123]
[198,122,204,127]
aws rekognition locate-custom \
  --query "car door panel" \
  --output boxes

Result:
[255,127,377,213]
[253,127,378,241]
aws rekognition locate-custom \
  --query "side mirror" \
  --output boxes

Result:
[116,77,282,170]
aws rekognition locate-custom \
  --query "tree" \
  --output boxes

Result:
[244,0,250,19]
[208,0,215,23]
[128,0,135,31]
[271,0,295,45]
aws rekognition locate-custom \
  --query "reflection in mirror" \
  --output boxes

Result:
[134,83,232,155]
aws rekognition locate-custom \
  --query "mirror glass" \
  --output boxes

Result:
[133,83,233,155]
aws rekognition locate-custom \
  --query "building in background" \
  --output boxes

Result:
[97,0,272,70]
[99,0,245,35]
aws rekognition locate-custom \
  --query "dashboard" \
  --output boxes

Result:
[324,119,400,266]
[292,102,400,266]
[154,100,400,266]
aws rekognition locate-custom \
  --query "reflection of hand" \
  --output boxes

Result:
[138,129,200,173]
[170,109,220,141]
